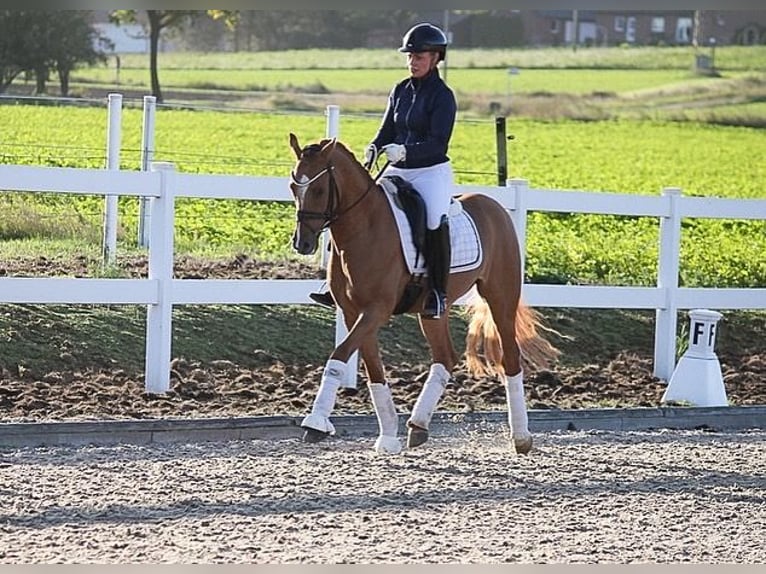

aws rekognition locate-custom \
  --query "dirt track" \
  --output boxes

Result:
[1,427,764,563]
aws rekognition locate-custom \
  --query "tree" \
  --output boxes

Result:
[53,12,113,97]
[0,12,37,93]
[110,10,201,102]
[0,11,110,96]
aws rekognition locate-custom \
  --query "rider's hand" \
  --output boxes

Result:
[381,143,406,164]
[363,144,377,166]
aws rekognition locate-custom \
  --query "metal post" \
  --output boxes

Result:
[507,178,529,279]
[322,105,340,269]
[495,117,507,187]
[443,10,450,83]
[138,95,157,247]
[102,93,122,266]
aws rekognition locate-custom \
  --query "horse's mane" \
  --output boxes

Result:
[301,139,362,168]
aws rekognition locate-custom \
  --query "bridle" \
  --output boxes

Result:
[290,160,375,231]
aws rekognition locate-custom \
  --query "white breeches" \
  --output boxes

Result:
[384,162,454,229]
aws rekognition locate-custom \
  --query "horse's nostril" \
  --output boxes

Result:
[295,238,315,255]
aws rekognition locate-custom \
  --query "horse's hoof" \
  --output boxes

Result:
[407,426,429,449]
[513,435,533,454]
[374,435,402,455]
[302,427,330,443]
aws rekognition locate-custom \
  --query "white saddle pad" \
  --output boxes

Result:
[379,179,483,275]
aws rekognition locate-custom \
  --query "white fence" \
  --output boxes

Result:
[0,160,765,393]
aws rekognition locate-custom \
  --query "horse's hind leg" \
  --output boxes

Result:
[406,315,458,448]
[479,284,533,454]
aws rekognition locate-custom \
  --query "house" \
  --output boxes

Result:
[449,10,766,48]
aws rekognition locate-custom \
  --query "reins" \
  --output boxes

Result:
[292,155,389,230]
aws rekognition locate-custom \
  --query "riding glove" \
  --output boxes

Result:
[363,144,378,166]
[381,143,406,164]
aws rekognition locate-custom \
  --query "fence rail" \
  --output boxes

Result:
[1,160,765,392]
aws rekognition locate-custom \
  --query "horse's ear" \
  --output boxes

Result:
[289,133,302,159]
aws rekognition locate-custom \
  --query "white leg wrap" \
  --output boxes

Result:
[301,359,346,435]
[505,370,530,437]
[369,383,402,455]
[408,363,450,430]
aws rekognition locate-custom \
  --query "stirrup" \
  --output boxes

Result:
[309,291,336,308]
[421,290,446,319]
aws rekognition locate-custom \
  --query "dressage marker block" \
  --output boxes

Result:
[662,309,727,407]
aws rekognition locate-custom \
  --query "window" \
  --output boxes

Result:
[651,17,665,33]
[676,17,692,43]
[615,16,625,32]
[550,19,559,33]
[626,17,636,43]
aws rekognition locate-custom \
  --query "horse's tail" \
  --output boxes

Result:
[464,296,560,378]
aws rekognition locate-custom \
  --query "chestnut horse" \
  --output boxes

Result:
[288,133,558,455]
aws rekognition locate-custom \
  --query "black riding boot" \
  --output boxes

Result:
[422,217,451,319]
[309,290,336,308]
[310,240,337,309]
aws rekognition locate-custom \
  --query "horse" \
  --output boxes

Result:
[288,133,559,455]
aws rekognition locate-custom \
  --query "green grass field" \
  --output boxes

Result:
[76,67,724,97]
[53,46,765,121]
[106,46,766,71]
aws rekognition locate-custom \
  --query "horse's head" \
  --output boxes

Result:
[288,133,340,255]
[289,132,376,256]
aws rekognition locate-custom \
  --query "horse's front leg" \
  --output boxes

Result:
[301,308,388,444]
[359,337,401,455]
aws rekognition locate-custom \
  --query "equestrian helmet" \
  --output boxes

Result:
[399,23,448,61]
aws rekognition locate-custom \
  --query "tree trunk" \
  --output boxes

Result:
[57,66,70,97]
[34,66,48,95]
[148,11,164,103]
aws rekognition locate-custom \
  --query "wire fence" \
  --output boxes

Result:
[0,93,500,248]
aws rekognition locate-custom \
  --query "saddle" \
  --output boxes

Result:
[381,175,469,315]
[378,176,425,314]
[383,175,428,263]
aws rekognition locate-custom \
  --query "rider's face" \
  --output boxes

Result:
[407,51,438,78]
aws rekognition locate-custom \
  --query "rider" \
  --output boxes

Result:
[311,22,457,319]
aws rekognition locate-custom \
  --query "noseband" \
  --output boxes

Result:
[290,159,374,230]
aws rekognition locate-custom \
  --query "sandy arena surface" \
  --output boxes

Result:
[1,427,764,564]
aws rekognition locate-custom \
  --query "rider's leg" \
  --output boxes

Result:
[416,164,454,320]
[423,215,450,318]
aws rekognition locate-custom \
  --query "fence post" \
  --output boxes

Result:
[507,178,529,280]
[495,117,507,187]
[144,162,176,394]
[102,93,122,266]
[138,95,157,248]
[654,187,682,381]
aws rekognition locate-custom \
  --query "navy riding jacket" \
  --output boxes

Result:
[371,68,457,169]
